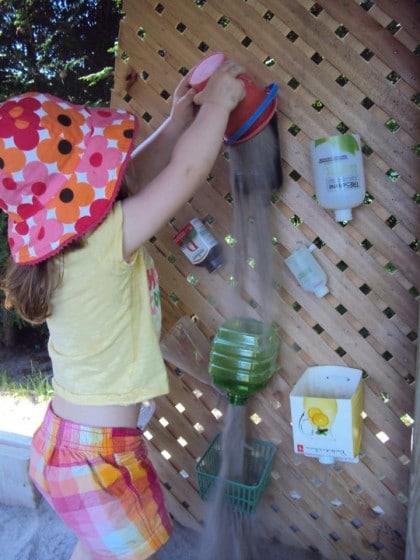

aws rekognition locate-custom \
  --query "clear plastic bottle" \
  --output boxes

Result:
[285,244,329,298]
[209,318,280,405]
[310,133,366,222]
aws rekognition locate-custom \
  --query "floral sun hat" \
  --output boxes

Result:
[0,92,138,265]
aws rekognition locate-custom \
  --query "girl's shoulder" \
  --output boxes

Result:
[84,201,126,263]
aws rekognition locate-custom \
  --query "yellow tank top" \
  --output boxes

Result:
[47,202,169,405]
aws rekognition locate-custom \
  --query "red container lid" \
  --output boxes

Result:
[189,52,225,91]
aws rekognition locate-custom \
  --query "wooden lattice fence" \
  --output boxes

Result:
[111,1,420,559]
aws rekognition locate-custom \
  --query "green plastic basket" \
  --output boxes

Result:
[195,433,276,514]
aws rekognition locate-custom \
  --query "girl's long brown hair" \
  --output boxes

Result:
[1,239,84,325]
[1,257,57,324]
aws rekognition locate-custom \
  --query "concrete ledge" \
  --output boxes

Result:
[0,431,40,508]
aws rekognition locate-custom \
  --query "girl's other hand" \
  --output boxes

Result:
[170,73,197,130]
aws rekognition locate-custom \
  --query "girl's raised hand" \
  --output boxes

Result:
[193,59,246,112]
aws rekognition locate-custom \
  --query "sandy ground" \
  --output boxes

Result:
[0,395,49,436]
[0,497,323,560]
[0,498,200,560]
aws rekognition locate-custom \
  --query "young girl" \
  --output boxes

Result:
[0,60,245,560]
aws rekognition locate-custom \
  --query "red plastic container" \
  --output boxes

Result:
[189,52,278,145]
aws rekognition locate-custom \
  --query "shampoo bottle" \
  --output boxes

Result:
[285,244,329,298]
[310,133,366,222]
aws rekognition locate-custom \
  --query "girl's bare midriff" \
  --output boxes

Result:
[52,393,142,428]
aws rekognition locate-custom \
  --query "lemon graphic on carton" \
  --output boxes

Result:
[304,397,338,435]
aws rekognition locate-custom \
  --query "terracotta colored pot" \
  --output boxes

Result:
[189,52,278,145]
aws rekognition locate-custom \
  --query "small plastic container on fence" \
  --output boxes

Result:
[195,433,276,514]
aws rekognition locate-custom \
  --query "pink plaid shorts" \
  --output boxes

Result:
[29,405,172,559]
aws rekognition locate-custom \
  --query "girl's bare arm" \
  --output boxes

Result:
[121,60,244,259]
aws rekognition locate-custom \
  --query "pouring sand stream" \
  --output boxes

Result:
[198,118,282,559]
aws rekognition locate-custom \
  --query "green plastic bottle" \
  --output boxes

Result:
[209,318,280,405]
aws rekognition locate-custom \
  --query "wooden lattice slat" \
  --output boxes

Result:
[112,1,419,558]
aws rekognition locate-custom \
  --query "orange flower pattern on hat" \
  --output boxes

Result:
[0,92,138,264]
[40,100,86,145]
[104,118,137,150]
[46,176,96,224]
[0,138,25,175]
[37,132,84,175]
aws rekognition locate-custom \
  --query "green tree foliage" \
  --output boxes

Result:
[0,0,123,342]
[0,0,123,104]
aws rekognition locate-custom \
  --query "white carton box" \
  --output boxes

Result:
[290,366,364,464]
